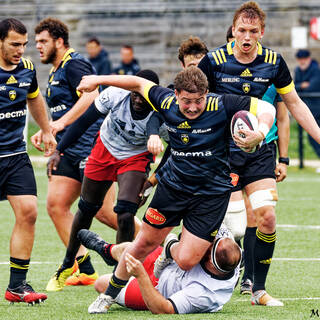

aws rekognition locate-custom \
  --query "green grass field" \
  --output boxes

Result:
[0,164,319,320]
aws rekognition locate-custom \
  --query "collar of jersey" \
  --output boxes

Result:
[227,40,262,56]
[61,48,75,61]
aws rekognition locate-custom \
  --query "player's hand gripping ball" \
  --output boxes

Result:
[230,110,262,153]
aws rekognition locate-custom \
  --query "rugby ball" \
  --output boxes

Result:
[230,110,260,153]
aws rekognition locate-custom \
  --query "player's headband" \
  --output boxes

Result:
[211,237,242,274]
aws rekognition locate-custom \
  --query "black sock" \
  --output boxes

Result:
[9,257,30,288]
[77,253,95,274]
[104,244,117,265]
[63,209,95,268]
[242,227,256,282]
[252,229,276,293]
[105,274,128,299]
[165,239,179,259]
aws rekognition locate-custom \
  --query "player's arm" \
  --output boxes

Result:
[125,253,175,314]
[51,59,100,135]
[275,101,290,182]
[52,90,99,135]
[77,75,159,111]
[56,104,103,153]
[281,88,320,144]
[27,91,56,156]
[227,95,275,150]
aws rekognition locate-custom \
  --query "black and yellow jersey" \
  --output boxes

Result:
[143,85,259,195]
[46,48,102,163]
[198,40,294,98]
[0,58,39,156]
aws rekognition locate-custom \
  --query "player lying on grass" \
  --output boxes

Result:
[78,224,241,314]
[75,66,276,313]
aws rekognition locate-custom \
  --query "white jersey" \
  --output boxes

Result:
[157,223,238,314]
[95,86,167,160]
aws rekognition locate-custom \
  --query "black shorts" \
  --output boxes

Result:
[51,154,87,182]
[229,142,276,192]
[143,182,231,242]
[0,153,37,201]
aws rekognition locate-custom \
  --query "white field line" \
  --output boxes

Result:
[277,224,320,229]
[236,297,320,302]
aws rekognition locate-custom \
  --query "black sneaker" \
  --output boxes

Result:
[240,278,253,295]
[78,229,117,266]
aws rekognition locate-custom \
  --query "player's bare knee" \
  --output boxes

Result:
[259,209,276,230]
[174,249,199,270]
[95,275,110,293]
[18,204,37,226]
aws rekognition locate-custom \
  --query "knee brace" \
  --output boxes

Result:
[223,200,247,241]
[249,189,278,210]
[78,196,102,218]
[114,200,138,215]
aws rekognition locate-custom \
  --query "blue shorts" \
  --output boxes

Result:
[143,182,231,242]
[51,153,87,182]
[0,153,37,201]
[229,142,276,192]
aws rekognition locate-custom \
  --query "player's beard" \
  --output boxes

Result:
[42,46,57,64]
[0,45,21,66]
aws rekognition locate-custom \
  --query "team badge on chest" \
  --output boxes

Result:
[9,90,16,101]
[242,83,251,93]
[181,134,189,144]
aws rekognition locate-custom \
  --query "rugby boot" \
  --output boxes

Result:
[65,272,98,286]
[251,290,284,306]
[5,281,47,305]
[88,293,115,314]
[77,229,117,266]
[46,261,78,291]
[153,233,178,278]
[240,278,253,295]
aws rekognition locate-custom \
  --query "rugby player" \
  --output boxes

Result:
[144,36,209,201]
[222,26,290,292]
[31,18,120,291]
[0,18,56,304]
[79,225,241,314]
[46,69,167,291]
[75,66,276,312]
[198,1,320,306]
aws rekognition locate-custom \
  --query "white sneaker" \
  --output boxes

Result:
[154,233,178,278]
[251,290,284,307]
[88,293,115,314]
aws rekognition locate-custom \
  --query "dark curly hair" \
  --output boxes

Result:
[35,17,69,47]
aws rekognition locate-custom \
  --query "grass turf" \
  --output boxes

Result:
[0,165,319,320]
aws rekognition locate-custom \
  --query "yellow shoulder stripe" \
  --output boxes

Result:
[27,87,40,99]
[21,57,34,70]
[249,97,258,116]
[276,81,294,95]
[257,42,262,55]
[211,52,219,65]
[143,83,158,112]
[206,97,219,111]
[227,41,234,55]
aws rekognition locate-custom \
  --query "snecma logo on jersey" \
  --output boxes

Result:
[240,68,252,77]
[6,75,17,84]
[177,121,191,129]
